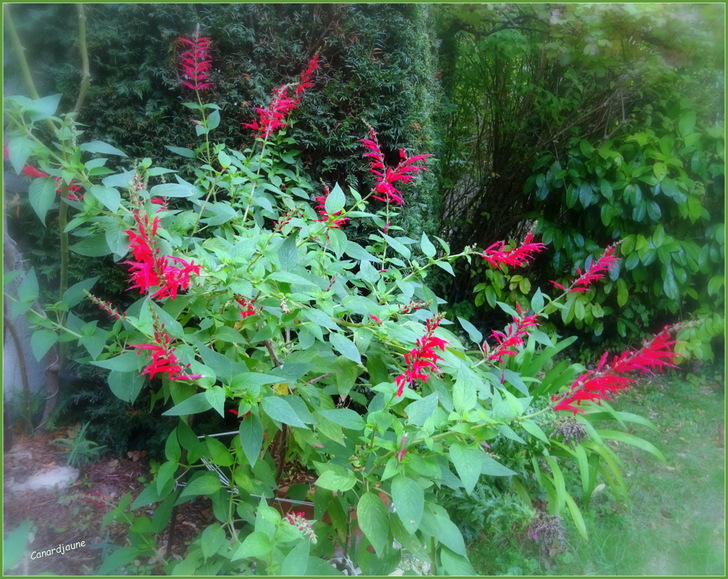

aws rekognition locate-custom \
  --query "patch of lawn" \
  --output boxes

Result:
[469,370,725,575]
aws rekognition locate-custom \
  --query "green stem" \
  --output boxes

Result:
[73,4,90,114]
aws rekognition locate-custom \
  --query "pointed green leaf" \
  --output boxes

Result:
[357,492,389,558]
[262,396,309,429]
[239,414,264,467]
[449,442,482,495]
[391,475,423,534]
[325,183,346,215]
[329,332,361,364]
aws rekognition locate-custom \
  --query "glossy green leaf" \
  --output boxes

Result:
[28,177,57,226]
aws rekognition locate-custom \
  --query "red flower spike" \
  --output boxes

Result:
[481,233,546,270]
[552,325,680,414]
[394,316,447,397]
[132,320,201,382]
[361,128,433,206]
[484,306,541,364]
[123,204,201,300]
[178,31,214,92]
[244,55,319,139]
[552,243,621,295]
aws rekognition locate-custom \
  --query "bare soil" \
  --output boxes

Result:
[3,429,213,576]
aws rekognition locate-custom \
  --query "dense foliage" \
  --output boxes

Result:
[2,4,723,576]
[436,3,724,353]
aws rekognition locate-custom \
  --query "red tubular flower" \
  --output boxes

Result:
[481,231,546,270]
[179,31,213,92]
[552,325,679,414]
[131,322,201,382]
[313,184,349,229]
[551,243,620,294]
[395,316,448,397]
[123,206,200,300]
[243,55,319,139]
[484,303,541,363]
[235,296,258,319]
[361,127,433,206]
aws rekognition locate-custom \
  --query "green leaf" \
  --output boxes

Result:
[452,369,478,414]
[457,316,482,344]
[434,260,455,276]
[239,414,264,467]
[329,332,361,365]
[481,454,517,477]
[165,145,196,158]
[261,396,309,429]
[201,524,227,560]
[281,539,310,576]
[598,430,667,462]
[205,386,226,418]
[62,276,99,308]
[21,93,62,122]
[150,178,199,198]
[565,493,588,540]
[163,392,213,416]
[179,472,222,501]
[449,442,482,495]
[325,183,346,215]
[320,409,365,430]
[316,468,357,492]
[7,136,34,175]
[30,329,57,361]
[381,233,411,259]
[420,232,436,258]
[107,370,146,403]
[80,140,127,157]
[404,392,439,426]
[678,110,697,137]
[357,492,389,558]
[98,546,139,575]
[439,547,478,576]
[93,351,141,372]
[28,177,57,225]
[71,234,112,257]
[277,235,299,271]
[391,475,423,534]
[207,109,221,130]
[156,461,178,496]
[231,531,272,561]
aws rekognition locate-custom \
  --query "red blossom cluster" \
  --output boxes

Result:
[484,303,541,364]
[551,243,620,294]
[123,203,201,300]
[395,316,448,397]
[361,128,433,206]
[243,55,320,139]
[21,165,83,200]
[313,184,349,229]
[132,319,202,382]
[481,231,546,270]
[552,326,679,414]
[178,31,213,92]
[235,296,258,319]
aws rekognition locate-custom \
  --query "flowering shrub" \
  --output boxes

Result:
[4,40,685,576]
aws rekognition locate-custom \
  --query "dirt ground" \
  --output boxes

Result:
[3,429,214,576]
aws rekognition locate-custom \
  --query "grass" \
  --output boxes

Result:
[469,368,725,576]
